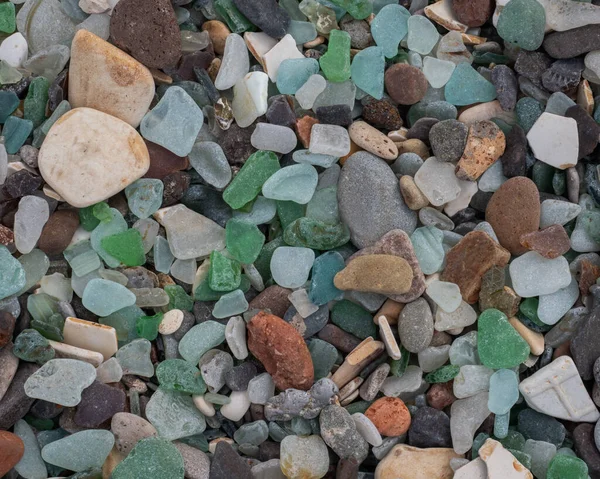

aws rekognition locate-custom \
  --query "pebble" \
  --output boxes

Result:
[110,0,181,68]
[320,405,369,462]
[334,254,413,295]
[384,63,429,105]
[456,121,506,181]
[112,437,185,478]
[365,397,411,437]
[374,445,462,479]
[0,430,24,477]
[348,121,398,160]
[280,435,329,478]
[429,119,468,163]
[41,429,114,472]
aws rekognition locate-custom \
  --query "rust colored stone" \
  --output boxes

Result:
[384,64,428,105]
[247,311,314,391]
[455,121,506,181]
[486,177,541,255]
[452,0,494,27]
[365,397,411,436]
[143,140,189,179]
[37,209,80,256]
[0,430,24,477]
[201,20,230,55]
[441,231,511,304]
[248,285,292,318]
[295,115,319,148]
[579,260,600,298]
[0,312,15,349]
[0,224,13,246]
[426,381,457,410]
[520,224,571,259]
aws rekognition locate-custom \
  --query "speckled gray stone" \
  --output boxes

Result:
[398,298,434,353]
[319,405,369,463]
[429,120,468,162]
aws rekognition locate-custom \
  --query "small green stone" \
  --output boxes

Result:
[0,244,26,300]
[111,437,185,479]
[13,329,55,364]
[24,76,50,128]
[350,46,385,99]
[497,0,546,51]
[3,116,33,154]
[164,284,194,312]
[331,300,377,339]
[99,305,144,345]
[519,297,540,322]
[390,347,410,376]
[213,0,255,33]
[92,202,112,222]
[31,312,65,342]
[101,229,146,267]
[425,364,460,383]
[444,63,497,106]
[308,251,345,306]
[0,90,18,123]
[179,320,226,365]
[223,150,280,209]
[156,358,207,395]
[209,250,242,292]
[179,434,209,452]
[194,274,251,301]
[226,218,265,264]
[516,97,544,133]
[531,160,555,193]
[0,60,21,84]
[283,217,350,250]
[327,0,371,19]
[478,308,531,369]
[510,449,532,470]
[276,200,306,230]
[125,179,164,219]
[24,415,54,430]
[79,205,101,231]
[136,312,163,341]
[546,454,588,479]
[320,29,351,82]
[496,430,526,452]
[0,2,15,33]
[344,400,372,415]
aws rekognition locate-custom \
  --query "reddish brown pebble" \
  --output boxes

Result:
[579,260,600,298]
[520,224,571,259]
[441,231,511,304]
[37,209,80,256]
[362,98,403,131]
[247,311,314,391]
[110,0,181,69]
[455,121,506,181]
[0,430,24,477]
[384,64,428,105]
[248,285,292,318]
[0,224,13,246]
[296,115,319,148]
[486,177,541,255]
[0,312,15,349]
[143,140,189,180]
[365,397,411,436]
[317,324,362,354]
[451,0,494,27]
[426,381,457,410]
[202,20,230,55]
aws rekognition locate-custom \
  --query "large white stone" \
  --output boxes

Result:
[519,356,600,422]
[263,34,304,82]
[527,113,579,170]
[414,157,462,207]
[0,33,28,67]
[509,251,571,298]
[69,30,154,127]
[38,107,150,207]
[479,439,533,479]
[453,458,487,479]
[232,72,269,128]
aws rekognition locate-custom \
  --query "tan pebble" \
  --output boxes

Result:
[48,340,104,367]
[207,57,221,82]
[461,33,487,45]
[201,20,230,55]
[304,36,324,48]
[158,309,184,335]
[111,412,158,455]
[378,316,401,360]
[63,317,118,361]
[332,338,385,388]
[349,121,398,161]
[334,254,414,295]
[157,273,176,288]
[424,0,469,32]
[340,389,360,406]
[577,79,594,115]
[457,100,504,125]
[455,120,506,181]
[339,377,364,402]
[400,175,429,211]
[102,446,126,479]
[508,317,545,356]
[375,298,404,325]
[295,115,319,148]
[149,68,173,85]
[375,444,463,479]
[396,138,429,159]
[388,128,409,142]
[69,30,154,128]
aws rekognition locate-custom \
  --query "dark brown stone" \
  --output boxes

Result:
[336,457,359,479]
[573,423,600,478]
[384,64,428,105]
[0,312,15,349]
[161,171,190,207]
[248,285,292,318]
[143,140,189,180]
[38,209,80,256]
[2,170,42,199]
[247,311,314,391]
[317,324,362,354]
[110,0,181,68]
[426,381,456,410]
[451,0,494,27]
[362,97,403,131]
[0,362,38,429]
[166,50,214,82]
[74,381,126,428]
[486,177,541,255]
[565,104,600,160]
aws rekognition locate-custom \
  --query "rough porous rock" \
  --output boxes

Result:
[38,107,150,207]
[486,177,541,255]
[365,397,411,437]
[247,311,314,391]
[455,121,506,181]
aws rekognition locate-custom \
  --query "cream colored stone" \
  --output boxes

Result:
[400,175,429,211]
[424,0,469,32]
[379,316,401,360]
[193,394,216,417]
[479,439,533,479]
[453,458,487,479]
[263,34,303,81]
[375,445,463,479]
[79,0,118,14]
[69,30,154,127]
[244,31,278,68]
[577,79,594,115]
[349,121,398,161]
[461,34,487,45]
[508,317,545,356]
[332,338,385,388]
[458,101,505,125]
[62,317,118,361]
[158,309,184,335]
[47,340,104,367]
[39,107,150,208]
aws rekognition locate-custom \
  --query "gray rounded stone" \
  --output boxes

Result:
[398,298,434,353]
[391,153,423,177]
[428,119,468,163]
[174,442,210,479]
[319,405,369,463]
[199,349,233,393]
[338,152,417,249]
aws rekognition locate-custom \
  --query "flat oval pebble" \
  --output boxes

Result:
[38,107,150,207]
[348,121,398,161]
